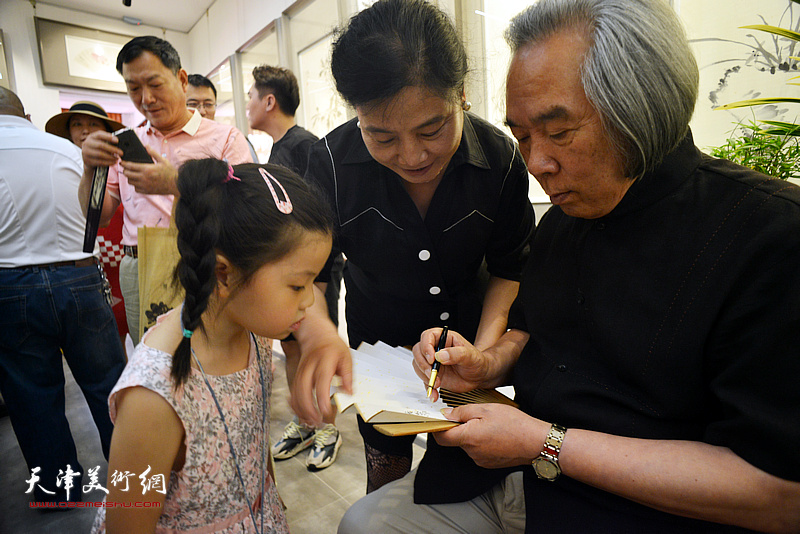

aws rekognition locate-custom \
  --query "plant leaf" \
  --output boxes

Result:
[740,24,800,42]
[760,120,800,136]
[761,120,800,129]
[716,97,800,110]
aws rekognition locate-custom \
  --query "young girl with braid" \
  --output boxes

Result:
[92,159,333,534]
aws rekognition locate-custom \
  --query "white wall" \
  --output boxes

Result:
[0,0,190,130]
[188,0,296,75]
[0,0,333,139]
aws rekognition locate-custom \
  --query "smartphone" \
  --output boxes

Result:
[114,127,153,163]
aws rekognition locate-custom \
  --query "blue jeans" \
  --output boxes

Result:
[0,264,126,502]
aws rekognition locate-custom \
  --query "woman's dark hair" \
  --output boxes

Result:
[116,35,182,75]
[330,0,468,108]
[171,160,333,388]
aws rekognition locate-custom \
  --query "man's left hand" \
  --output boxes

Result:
[120,145,179,196]
[434,403,545,469]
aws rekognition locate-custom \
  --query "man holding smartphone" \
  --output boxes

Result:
[79,36,253,343]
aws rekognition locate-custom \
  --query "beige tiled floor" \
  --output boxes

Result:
[271,349,368,533]
[270,284,426,533]
[268,347,427,534]
[0,363,109,533]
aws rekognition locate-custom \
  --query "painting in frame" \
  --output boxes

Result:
[35,17,133,93]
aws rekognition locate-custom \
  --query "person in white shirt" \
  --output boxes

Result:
[0,87,126,505]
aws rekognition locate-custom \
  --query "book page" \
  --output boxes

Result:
[334,343,450,423]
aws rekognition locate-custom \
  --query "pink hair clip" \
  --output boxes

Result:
[258,167,293,214]
[223,164,241,183]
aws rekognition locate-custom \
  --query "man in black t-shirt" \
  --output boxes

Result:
[246,64,345,471]
[246,65,318,176]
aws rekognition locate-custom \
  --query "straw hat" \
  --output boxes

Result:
[45,101,125,140]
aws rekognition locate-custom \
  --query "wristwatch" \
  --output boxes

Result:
[531,423,567,481]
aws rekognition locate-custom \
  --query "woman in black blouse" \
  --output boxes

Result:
[291,0,535,500]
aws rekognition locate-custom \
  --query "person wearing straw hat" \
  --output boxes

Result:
[48,101,130,344]
[46,101,124,149]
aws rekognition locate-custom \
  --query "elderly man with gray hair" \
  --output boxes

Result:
[339,0,800,532]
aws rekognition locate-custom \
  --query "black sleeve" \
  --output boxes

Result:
[291,137,316,178]
[506,292,528,333]
[304,137,340,285]
[703,222,800,482]
[484,142,535,281]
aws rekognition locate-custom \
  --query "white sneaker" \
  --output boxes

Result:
[306,424,342,470]
[271,419,315,459]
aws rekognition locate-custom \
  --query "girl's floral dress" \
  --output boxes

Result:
[92,310,288,533]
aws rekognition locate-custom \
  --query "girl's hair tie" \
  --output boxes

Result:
[180,304,194,339]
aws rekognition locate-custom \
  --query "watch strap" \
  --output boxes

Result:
[541,423,567,460]
[532,423,567,481]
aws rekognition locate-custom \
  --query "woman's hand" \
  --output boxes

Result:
[289,283,352,426]
[289,332,352,426]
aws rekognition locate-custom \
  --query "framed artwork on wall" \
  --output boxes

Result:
[0,30,10,90]
[678,0,800,149]
[35,18,133,93]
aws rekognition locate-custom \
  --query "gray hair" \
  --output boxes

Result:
[506,0,698,178]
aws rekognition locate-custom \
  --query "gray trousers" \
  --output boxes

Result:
[338,470,526,534]
[119,255,139,345]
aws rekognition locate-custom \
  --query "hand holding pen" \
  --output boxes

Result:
[426,326,448,398]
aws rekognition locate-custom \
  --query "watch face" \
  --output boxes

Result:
[533,457,560,481]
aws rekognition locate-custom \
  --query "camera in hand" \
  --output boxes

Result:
[83,166,108,253]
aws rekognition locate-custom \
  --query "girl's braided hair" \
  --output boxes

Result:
[171,159,333,388]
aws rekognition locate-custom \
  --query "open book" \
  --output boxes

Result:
[333,342,516,436]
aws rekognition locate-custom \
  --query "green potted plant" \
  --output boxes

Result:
[710,120,800,180]
[714,3,800,183]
